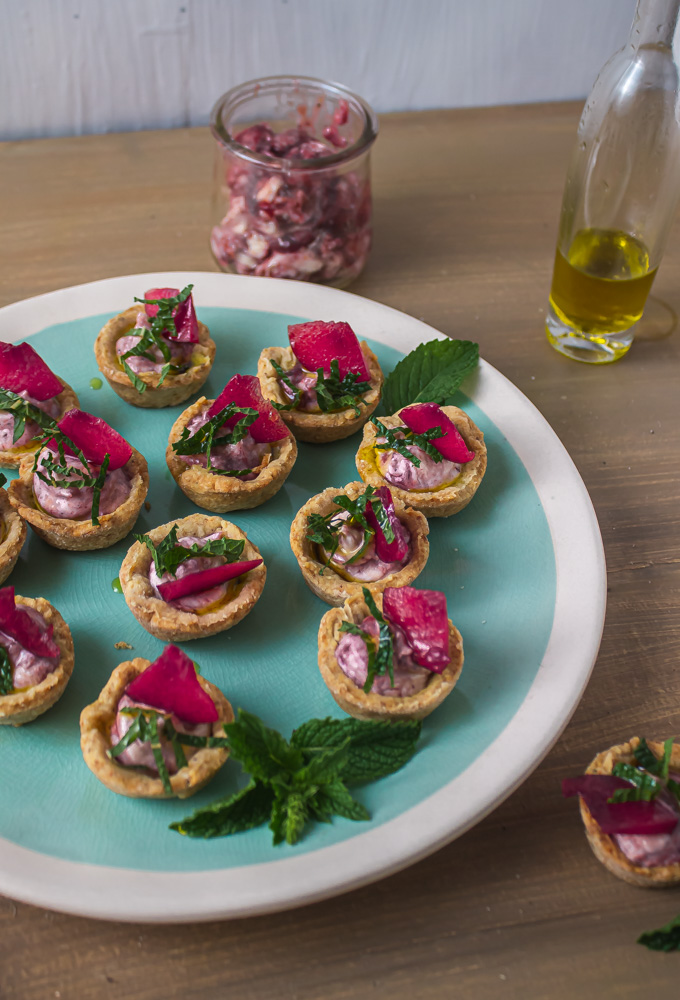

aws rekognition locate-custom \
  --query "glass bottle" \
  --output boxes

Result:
[210,76,378,288]
[546,0,680,363]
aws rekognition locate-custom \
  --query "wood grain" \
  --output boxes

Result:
[1,103,680,1000]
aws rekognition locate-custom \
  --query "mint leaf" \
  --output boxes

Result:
[0,646,13,695]
[225,709,303,781]
[610,762,661,802]
[122,359,147,394]
[291,717,422,784]
[382,339,479,413]
[638,913,680,951]
[0,472,5,489]
[135,525,244,578]
[311,779,370,822]
[269,790,308,846]
[293,741,350,788]
[170,779,274,838]
[634,737,674,780]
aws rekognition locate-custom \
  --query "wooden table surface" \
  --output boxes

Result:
[1,102,679,1000]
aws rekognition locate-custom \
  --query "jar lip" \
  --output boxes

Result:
[210,75,379,169]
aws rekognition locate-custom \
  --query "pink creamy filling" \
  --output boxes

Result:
[376,432,461,491]
[110,693,211,775]
[0,606,60,689]
[0,391,61,450]
[180,408,268,479]
[149,532,230,612]
[279,362,319,411]
[335,615,430,698]
[614,823,680,868]
[115,312,193,375]
[33,447,131,519]
[210,114,371,284]
[323,512,410,583]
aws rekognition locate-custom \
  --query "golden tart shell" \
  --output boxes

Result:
[94,305,216,409]
[318,591,463,721]
[80,657,233,799]
[355,405,487,518]
[290,480,429,607]
[0,487,26,585]
[257,342,383,444]
[579,737,680,888]
[166,397,297,513]
[8,446,149,551]
[0,378,80,469]
[0,596,74,726]
[119,513,267,642]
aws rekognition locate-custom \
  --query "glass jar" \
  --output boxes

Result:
[210,76,378,288]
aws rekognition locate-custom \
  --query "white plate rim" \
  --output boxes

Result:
[0,272,606,922]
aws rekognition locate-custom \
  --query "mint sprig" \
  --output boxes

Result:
[171,710,421,844]
[134,524,245,578]
[0,646,13,695]
[639,913,680,951]
[382,338,479,414]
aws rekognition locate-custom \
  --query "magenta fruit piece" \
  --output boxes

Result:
[288,320,370,381]
[126,644,218,725]
[364,486,410,563]
[562,774,679,835]
[157,558,263,603]
[400,403,475,464]
[0,342,63,401]
[207,374,289,443]
[143,287,199,344]
[51,409,132,470]
[0,585,60,659]
[382,586,450,673]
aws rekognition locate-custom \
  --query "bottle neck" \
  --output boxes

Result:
[631,0,680,48]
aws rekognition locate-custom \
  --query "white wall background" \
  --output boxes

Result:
[1,0,637,141]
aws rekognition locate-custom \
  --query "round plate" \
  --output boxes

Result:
[0,272,605,922]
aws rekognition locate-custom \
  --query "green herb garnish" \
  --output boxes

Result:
[608,762,662,803]
[271,358,370,416]
[30,429,110,527]
[635,737,674,780]
[171,710,421,844]
[639,913,680,951]
[134,525,245,578]
[371,417,444,468]
[339,587,395,693]
[120,285,194,394]
[171,403,259,474]
[108,706,229,796]
[0,646,13,695]
[305,485,392,572]
[0,472,6,488]
[382,339,479,414]
[0,388,59,445]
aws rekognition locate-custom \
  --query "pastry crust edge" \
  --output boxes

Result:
[0,596,75,726]
[257,342,383,443]
[119,513,267,642]
[0,379,80,469]
[355,405,487,518]
[290,481,430,607]
[0,488,27,584]
[318,591,463,720]
[79,657,233,799]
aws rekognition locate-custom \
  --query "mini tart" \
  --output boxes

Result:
[0,378,80,469]
[94,305,216,409]
[0,596,74,726]
[318,591,463,721]
[257,342,384,444]
[119,514,267,642]
[290,480,430,607]
[0,487,26,585]
[80,657,233,799]
[166,397,297,513]
[8,447,149,551]
[355,405,487,518]
[579,737,680,888]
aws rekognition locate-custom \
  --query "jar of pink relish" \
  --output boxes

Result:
[210,76,379,287]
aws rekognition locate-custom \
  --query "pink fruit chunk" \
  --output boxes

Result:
[52,409,132,470]
[126,645,218,725]
[562,774,679,835]
[364,486,410,563]
[0,585,60,658]
[207,374,289,443]
[288,321,370,381]
[0,342,63,401]
[157,558,263,603]
[400,403,475,463]
[382,586,451,673]
[143,287,199,344]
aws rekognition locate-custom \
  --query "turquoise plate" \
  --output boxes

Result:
[0,273,605,921]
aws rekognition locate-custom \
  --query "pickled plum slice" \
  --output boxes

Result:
[157,558,262,603]
[0,585,60,659]
[382,586,451,673]
[0,342,63,401]
[207,374,289,442]
[364,486,410,563]
[288,320,370,381]
[50,409,132,470]
[400,403,475,464]
[143,287,199,344]
[125,645,218,725]
[562,774,679,835]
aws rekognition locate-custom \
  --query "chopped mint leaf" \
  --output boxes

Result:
[0,646,13,695]
[171,403,258,472]
[305,485,378,571]
[609,762,661,802]
[134,525,244,578]
[639,913,680,951]
[382,338,479,413]
[371,417,444,467]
